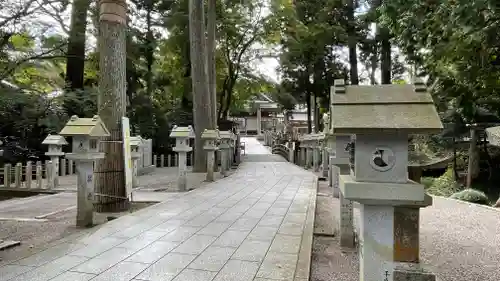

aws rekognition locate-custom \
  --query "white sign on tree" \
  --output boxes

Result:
[122,117,133,199]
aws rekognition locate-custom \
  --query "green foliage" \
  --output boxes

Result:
[426,167,461,197]
[380,0,500,122]
[273,0,351,114]
[421,177,435,190]
[450,189,490,206]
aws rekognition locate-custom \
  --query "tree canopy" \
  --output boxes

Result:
[2,0,500,159]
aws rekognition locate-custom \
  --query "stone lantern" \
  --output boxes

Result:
[201,129,220,182]
[169,125,195,191]
[311,133,324,172]
[332,80,441,281]
[328,79,357,248]
[230,131,237,167]
[298,134,309,168]
[59,115,110,227]
[42,134,68,189]
[218,131,232,177]
[130,136,143,188]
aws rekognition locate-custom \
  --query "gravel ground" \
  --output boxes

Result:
[311,180,358,281]
[311,169,500,281]
[0,208,81,262]
[419,197,500,281]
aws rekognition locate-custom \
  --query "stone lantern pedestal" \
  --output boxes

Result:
[302,135,312,169]
[298,135,307,167]
[130,136,142,188]
[42,134,68,189]
[170,125,195,191]
[202,129,220,182]
[218,131,232,177]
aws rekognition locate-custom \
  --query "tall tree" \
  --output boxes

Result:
[346,0,359,85]
[95,0,129,212]
[207,0,217,128]
[373,0,391,84]
[64,0,91,117]
[189,0,212,172]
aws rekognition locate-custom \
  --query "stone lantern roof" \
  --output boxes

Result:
[59,115,110,137]
[331,81,443,135]
[42,134,68,146]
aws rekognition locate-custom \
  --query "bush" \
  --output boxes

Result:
[421,177,435,189]
[426,167,461,197]
[450,189,490,205]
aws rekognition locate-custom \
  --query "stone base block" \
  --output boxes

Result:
[333,187,340,198]
[393,267,436,281]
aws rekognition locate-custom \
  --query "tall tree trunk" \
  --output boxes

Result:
[64,0,91,117]
[95,0,128,212]
[370,49,377,85]
[181,45,192,110]
[306,90,312,134]
[189,0,211,172]
[145,0,154,98]
[312,94,318,132]
[379,26,391,84]
[347,0,359,85]
[466,127,479,188]
[207,0,217,129]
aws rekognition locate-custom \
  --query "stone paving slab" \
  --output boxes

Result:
[0,160,317,281]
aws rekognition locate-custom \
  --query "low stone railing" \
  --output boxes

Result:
[271,144,290,161]
[0,160,75,189]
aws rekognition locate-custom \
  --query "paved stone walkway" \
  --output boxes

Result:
[0,137,317,281]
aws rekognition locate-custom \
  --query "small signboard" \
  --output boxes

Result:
[122,117,133,199]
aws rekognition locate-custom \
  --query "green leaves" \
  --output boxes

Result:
[380,0,500,121]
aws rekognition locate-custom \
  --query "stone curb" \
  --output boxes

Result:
[293,175,318,281]
[432,195,500,212]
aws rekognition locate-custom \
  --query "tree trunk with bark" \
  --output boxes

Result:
[306,90,312,134]
[145,0,154,98]
[380,26,391,84]
[207,0,217,128]
[347,0,359,85]
[95,0,129,212]
[64,0,91,117]
[189,0,211,172]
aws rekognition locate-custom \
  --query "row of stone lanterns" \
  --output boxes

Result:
[168,126,238,184]
[201,129,237,181]
[43,119,239,227]
[296,79,440,281]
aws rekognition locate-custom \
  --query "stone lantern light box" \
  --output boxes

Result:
[219,130,232,141]
[130,136,143,153]
[42,134,68,156]
[170,125,195,151]
[332,80,443,202]
[59,115,110,159]
[201,129,220,150]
